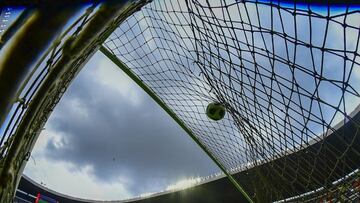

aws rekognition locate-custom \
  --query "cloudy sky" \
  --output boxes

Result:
[105,0,360,166]
[23,52,219,200]
[2,0,359,201]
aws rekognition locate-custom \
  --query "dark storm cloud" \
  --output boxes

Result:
[43,53,219,194]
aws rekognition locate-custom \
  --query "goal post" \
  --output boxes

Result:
[0,1,149,202]
[0,0,359,202]
[100,45,254,202]
[102,0,360,202]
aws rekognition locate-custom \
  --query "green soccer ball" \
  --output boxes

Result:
[206,102,226,121]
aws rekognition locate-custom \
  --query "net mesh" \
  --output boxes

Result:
[0,5,97,157]
[0,2,148,201]
[103,0,360,201]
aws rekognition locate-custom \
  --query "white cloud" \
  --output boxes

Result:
[24,158,132,201]
[24,128,133,201]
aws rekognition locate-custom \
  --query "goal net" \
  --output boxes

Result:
[103,0,360,202]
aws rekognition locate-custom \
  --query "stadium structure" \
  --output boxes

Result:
[0,8,12,34]
[0,0,360,202]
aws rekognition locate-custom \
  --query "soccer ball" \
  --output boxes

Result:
[206,102,226,121]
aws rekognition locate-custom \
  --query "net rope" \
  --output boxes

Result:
[104,0,360,201]
[0,5,98,156]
